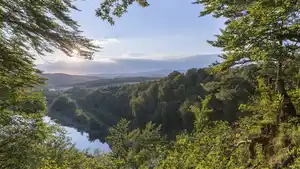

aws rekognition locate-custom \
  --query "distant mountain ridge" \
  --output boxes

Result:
[40,54,220,88]
[42,73,161,88]
[37,54,219,75]
[87,69,187,78]
[41,73,100,88]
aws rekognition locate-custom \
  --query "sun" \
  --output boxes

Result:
[72,49,79,55]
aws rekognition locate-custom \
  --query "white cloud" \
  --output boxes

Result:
[94,35,221,60]
[36,54,219,75]
[36,35,221,65]
[92,38,120,46]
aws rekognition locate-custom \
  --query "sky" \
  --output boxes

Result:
[37,0,225,74]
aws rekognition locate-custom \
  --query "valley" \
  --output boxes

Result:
[45,65,256,143]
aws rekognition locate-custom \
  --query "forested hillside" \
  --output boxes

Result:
[46,65,256,141]
[42,73,158,89]
[74,76,159,88]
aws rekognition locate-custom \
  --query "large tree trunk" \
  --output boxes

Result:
[276,61,297,122]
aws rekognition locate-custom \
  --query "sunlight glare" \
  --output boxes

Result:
[72,49,79,55]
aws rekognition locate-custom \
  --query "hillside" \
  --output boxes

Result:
[42,73,160,89]
[42,73,100,88]
[74,76,159,88]
[45,65,257,142]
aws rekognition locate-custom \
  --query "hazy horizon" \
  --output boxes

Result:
[37,54,221,75]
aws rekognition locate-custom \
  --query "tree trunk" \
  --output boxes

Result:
[276,61,296,122]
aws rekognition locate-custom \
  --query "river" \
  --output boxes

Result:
[44,116,110,153]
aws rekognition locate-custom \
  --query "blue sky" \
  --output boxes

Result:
[38,0,225,74]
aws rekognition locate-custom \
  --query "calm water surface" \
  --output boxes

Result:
[44,116,110,153]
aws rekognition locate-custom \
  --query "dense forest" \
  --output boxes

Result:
[1,0,300,168]
[46,65,256,142]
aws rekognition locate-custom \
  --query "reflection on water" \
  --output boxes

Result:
[65,126,110,152]
[44,116,110,153]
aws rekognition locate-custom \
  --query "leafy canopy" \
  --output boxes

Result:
[0,0,99,113]
[0,0,101,168]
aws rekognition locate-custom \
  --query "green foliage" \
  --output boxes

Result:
[192,95,212,132]
[96,0,150,25]
[159,122,234,169]
[104,119,167,168]
[2,0,300,168]
[198,0,300,72]
[0,0,99,113]
[47,67,255,141]
[95,87,299,168]
[2,0,98,57]
[196,0,300,167]
[0,113,105,169]
[0,0,101,168]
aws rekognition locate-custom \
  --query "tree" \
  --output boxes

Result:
[196,0,300,167]
[106,119,167,168]
[3,0,98,57]
[0,113,95,169]
[197,0,300,118]
[0,0,98,114]
[0,0,99,168]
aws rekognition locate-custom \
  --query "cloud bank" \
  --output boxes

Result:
[36,54,220,75]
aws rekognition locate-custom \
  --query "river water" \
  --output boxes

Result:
[44,116,110,153]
